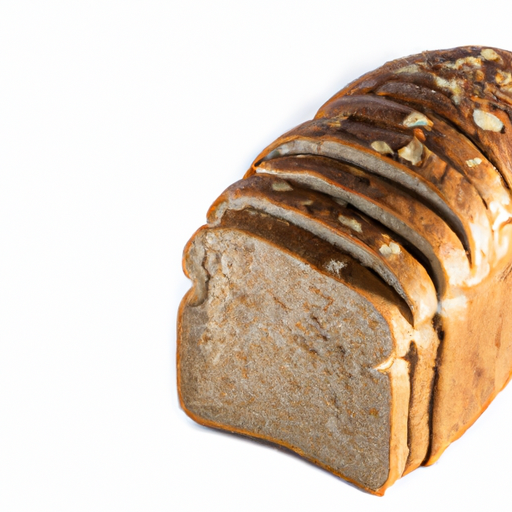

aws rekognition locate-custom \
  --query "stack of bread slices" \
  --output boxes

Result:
[177,46,512,495]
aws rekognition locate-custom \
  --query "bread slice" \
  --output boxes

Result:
[178,210,438,494]
[426,242,512,464]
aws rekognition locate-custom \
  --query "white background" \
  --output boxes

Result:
[1,1,512,510]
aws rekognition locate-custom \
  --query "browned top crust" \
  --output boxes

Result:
[318,46,512,188]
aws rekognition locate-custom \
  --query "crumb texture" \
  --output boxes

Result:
[180,229,393,490]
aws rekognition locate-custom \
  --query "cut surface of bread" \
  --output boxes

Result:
[178,218,435,494]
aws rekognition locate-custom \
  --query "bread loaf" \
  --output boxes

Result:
[177,46,512,495]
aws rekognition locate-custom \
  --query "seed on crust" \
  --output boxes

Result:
[398,137,423,165]
[396,64,420,74]
[403,112,433,129]
[338,214,362,233]
[371,140,394,155]
[481,48,501,61]
[445,56,482,69]
[496,70,512,86]
[272,180,294,192]
[466,158,482,168]
[473,109,504,132]
[324,259,347,275]
[434,76,464,105]
[379,242,401,257]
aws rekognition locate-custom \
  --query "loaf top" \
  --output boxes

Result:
[320,46,512,189]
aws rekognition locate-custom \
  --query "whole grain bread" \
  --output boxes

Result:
[177,46,512,494]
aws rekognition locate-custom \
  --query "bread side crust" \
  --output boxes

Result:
[426,228,512,463]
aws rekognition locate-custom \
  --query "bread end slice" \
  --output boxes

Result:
[177,221,416,494]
